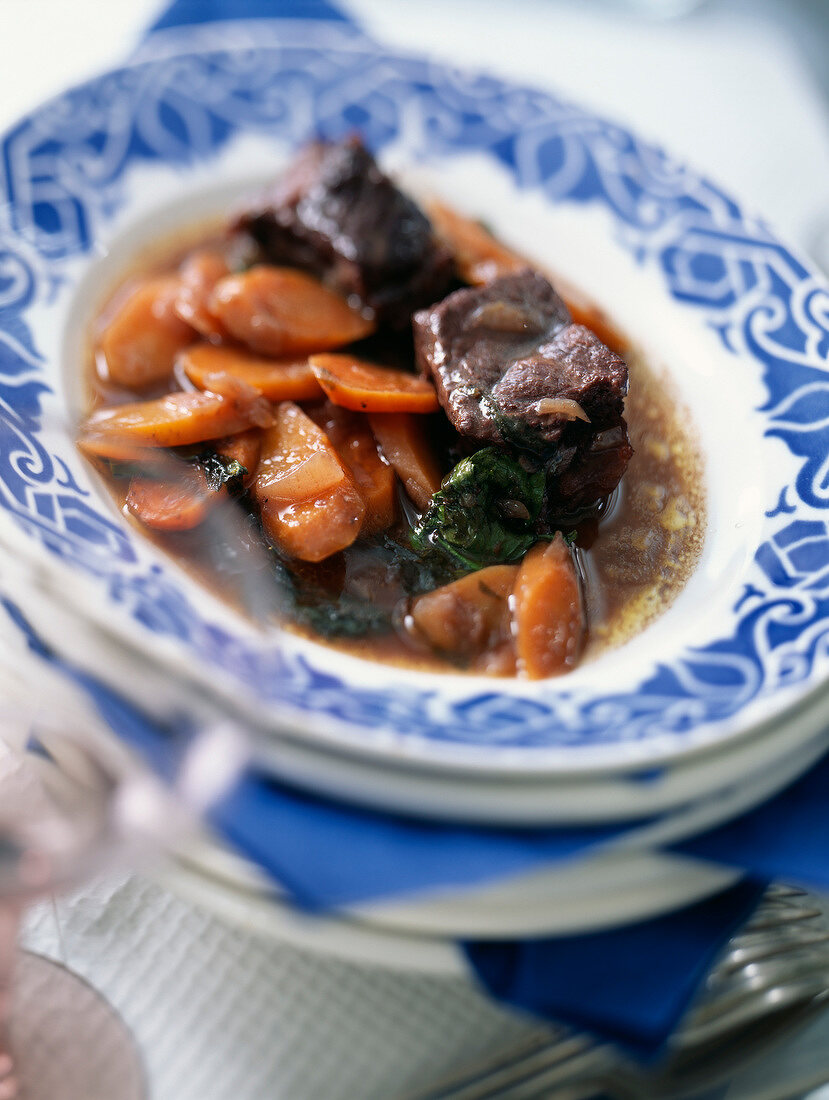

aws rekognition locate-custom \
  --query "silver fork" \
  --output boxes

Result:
[411,885,829,1100]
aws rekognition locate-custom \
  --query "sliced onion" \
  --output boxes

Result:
[266,450,345,503]
[469,301,544,334]
[533,397,590,422]
[198,370,274,428]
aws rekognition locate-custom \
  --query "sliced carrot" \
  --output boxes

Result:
[409,565,518,660]
[309,404,396,535]
[99,276,196,390]
[125,466,212,531]
[78,390,272,457]
[427,199,528,286]
[182,372,276,429]
[179,343,323,401]
[309,354,439,414]
[174,249,230,339]
[80,439,167,466]
[259,489,363,565]
[215,428,262,486]
[209,266,375,357]
[253,402,365,562]
[513,535,585,679]
[367,412,442,512]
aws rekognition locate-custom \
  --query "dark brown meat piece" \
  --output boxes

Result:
[546,423,634,515]
[492,324,628,445]
[413,270,571,444]
[413,270,632,510]
[234,137,453,328]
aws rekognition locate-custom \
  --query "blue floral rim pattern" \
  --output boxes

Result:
[0,37,827,760]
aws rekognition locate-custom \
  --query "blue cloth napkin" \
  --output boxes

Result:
[8,0,826,1060]
[464,879,766,1057]
[213,772,636,911]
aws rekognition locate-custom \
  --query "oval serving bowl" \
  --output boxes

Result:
[1,32,828,795]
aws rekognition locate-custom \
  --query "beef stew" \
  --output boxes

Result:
[79,137,704,679]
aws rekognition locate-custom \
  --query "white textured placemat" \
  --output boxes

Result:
[19,874,829,1100]
[22,876,540,1100]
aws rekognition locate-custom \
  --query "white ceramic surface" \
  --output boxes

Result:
[0,30,827,790]
[4,537,829,832]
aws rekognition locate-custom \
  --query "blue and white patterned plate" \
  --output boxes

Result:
[1,28,828,776]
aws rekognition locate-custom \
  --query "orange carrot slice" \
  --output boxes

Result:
[367,412,442,512]
[427,200,528,286]
[209,266,375,357]
[78,390,271,456]
[309,354,439,413]
[79,439,166,466]
[99,277,196,389]
[215,428,262,486]
[179,343,323,401]
[309,404,396,535]
[513,536,585,679]
[253,402,365,562]
[409,565,518,660]
[260,488,364,564]
[174,249,230,339]
[125,466,212,531]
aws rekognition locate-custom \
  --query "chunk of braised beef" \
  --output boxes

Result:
[413,270,571,443]
[234,137,453,327]
[413,270,632,510]
[492,324,627,445]
[546,421,634,516]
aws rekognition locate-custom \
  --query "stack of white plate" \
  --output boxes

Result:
[1,31,828,956]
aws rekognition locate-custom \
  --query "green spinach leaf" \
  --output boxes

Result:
[412,447,545,570]
[197,451,248,495]
[104,450,248,496]
[266,553,392,638]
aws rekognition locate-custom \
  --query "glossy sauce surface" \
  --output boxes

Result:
[84,227,705,676]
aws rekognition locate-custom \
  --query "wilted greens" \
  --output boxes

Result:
[105,449,248,496]
[412,447,546,571]
[197,451,248,495]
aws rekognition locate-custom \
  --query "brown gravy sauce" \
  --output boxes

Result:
[84,225,705,675]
